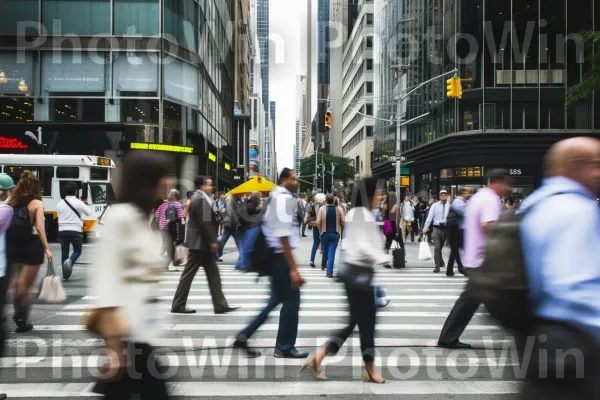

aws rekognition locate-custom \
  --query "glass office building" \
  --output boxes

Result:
[0,0,236,192]
[373,0,600,198]
[257,0,269,115]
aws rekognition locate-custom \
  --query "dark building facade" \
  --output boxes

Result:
[0,0,236,192]
[373,0,600,200]
[257,0,269,115]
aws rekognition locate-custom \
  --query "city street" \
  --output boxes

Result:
[0,236,523,399]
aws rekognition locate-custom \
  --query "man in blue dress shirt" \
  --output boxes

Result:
[519,137,600,399]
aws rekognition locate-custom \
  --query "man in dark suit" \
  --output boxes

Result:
[171,176,238,314]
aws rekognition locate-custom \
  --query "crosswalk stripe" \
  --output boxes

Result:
[83,295,460,300]
[5,337,511,349]
[155,288,463,293]
[161,274,466,281]
[159,280,467,285]
[20,323,499,332]
[62,302,455,310]
[0,381,522,397]
[0,355,517,368]
[55,310,486,317]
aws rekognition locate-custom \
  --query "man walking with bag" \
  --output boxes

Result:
[437,170,512,349]
[422,190,451,273]
[57,182,93,280]
[232,168,307,359]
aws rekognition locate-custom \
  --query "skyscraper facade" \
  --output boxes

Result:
[257,0,270,115]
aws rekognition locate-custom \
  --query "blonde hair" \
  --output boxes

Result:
[167,189,180,201]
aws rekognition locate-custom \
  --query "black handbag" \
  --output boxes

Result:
[336,263,374,291]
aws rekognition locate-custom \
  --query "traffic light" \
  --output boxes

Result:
[446,77,462,99]
[325,110,332,131]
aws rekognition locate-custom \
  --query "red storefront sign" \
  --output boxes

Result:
[0,137,29,150]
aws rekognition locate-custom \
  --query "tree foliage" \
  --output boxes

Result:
[566,31,600,108]
[298,153,356,194]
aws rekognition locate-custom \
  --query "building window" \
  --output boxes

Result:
[366,126,373,137]
[43,0,110,35]
[366,13,374,26]
[164,0,198,51]
[113,52,159,96]
[0,0,38,35]
[366,59,373,71]
[366,37,373,49]
[366,82,373,93]
[366,104,373,116]
[49,98,106,122]
[0,98,34,123]
[114,0,160,36]
[122,99,159,124]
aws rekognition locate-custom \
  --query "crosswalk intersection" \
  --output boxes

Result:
[0,253,524,398]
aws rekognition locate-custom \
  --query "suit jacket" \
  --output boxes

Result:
[185,191,218,251]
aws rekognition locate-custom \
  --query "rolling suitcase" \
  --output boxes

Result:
[392,241,405,269]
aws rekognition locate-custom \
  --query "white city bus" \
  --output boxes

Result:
[0,154,116,241]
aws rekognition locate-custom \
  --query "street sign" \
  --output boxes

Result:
[395,149,401,157]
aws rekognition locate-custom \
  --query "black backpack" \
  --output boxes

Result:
[470,207,533,332]
[7,205,32,242]
[445,207,462,229]
[165,202,178,222]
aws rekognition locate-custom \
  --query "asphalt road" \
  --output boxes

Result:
[1,235,524,399]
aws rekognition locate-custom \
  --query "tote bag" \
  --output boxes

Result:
[418,237,433,261]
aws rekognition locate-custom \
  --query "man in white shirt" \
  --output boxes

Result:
[423,190,451,273]
[233,168,307,359]
[400,195,415,242]
[57,182,92,280]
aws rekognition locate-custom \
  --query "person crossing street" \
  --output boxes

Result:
[422,190,451,273]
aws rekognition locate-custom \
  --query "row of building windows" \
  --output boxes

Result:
[342,105,373,140]
[343,81,374,122]
[342,126,373,156]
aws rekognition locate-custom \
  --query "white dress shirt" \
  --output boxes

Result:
[57,196,93,232]
[263,186,299,252]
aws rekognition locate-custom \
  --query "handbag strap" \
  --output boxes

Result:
[63,198,81,220]
[46,260,55,276]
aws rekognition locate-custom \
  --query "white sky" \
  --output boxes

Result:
[270,0,307,169]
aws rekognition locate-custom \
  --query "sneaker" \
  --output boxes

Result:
[62,259,73,280]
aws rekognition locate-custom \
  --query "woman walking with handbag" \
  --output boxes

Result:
[86,151,170,399]
[301,177,392,383]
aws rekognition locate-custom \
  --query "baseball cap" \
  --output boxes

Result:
[439,190,448,195]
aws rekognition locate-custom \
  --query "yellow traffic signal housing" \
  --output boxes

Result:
[325,110,332,131]
[446,77,462,99]
[446,77,456,98]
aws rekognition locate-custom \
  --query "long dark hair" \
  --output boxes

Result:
[118,151,170,216]
[8,170,42,207]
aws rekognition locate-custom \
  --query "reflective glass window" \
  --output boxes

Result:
[165,0,199,51]
[43,0,110,35]
[0,0,38,35]
[114,0,159,36]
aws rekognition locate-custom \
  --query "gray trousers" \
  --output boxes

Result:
[172,250,229,313]
[432,227,447,269]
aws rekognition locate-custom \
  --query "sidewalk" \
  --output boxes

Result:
[220,233,454,271]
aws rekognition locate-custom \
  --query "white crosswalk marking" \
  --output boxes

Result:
[1,259,519,398]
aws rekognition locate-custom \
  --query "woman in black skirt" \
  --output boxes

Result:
[7,171,53,333]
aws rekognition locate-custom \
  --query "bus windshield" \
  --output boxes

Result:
[89,182,116,205]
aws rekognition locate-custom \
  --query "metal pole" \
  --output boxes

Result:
[331,162,334,193]
[314,145,318,191]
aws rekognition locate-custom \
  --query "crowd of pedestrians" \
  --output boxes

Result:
[0,136,598,399]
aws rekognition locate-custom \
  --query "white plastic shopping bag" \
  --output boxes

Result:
[418,237,432,261]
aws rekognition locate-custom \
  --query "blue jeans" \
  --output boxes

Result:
[235,253,301,351]
[59,231,83,266]
[320,232,340,276]
[310,227,320,263]
[218,226,243,263]
[375,286,386,300]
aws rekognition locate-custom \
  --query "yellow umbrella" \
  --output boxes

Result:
[225,175,276,197]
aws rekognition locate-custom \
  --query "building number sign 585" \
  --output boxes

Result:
[95,206,105,213]
[509,169,522,176]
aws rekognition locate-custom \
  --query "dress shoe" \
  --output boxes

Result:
[433,267,440,273]
[310,262,316,268]
[437,341,472,349]
[171,307,196,314]
[274,348,309,359]
[215,306,240,314]
[446,271,455,277]
[326,274,333,279]
[233,340,261,358]
[383,264,392,269]
[216,258,224,262]
[458,267,467,276]
[376,299,392,309]
[302,234,308,237]
[15,323,33,333]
